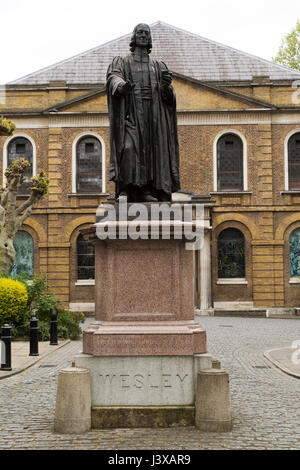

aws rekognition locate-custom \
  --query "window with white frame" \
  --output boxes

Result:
[217,134,243,191]
[217,228,245,279]
[7,137,33,194]
[289,227,300,278]
[76,234,95,281]
[288,132,300,190]
[76,136,102,193]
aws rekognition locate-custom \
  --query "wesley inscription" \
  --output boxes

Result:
[76,355,196,406]
[98,372,189,389]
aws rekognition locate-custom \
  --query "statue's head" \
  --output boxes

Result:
[130,23,152,53]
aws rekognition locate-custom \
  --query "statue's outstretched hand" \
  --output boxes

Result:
[118,80,135,96]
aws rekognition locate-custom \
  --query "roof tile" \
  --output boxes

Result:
[9,21,300,85]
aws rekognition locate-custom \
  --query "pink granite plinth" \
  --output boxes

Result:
[83,321,206,356]
[81,221,207,356]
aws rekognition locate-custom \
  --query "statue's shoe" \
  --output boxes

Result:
[142,193,158,202]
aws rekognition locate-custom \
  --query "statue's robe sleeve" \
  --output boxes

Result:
[151,59,180,193]
[106,56,128,184]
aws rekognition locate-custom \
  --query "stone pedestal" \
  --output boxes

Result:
[195,369,232,432]
[54,367,91,434]
[76,217,211,428]
[82,228,206,356]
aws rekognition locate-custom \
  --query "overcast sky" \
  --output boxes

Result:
[0,0,299,84]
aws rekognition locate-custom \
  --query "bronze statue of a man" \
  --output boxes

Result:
[106,23,180,202]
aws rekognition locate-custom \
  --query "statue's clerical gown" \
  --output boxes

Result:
[106,49,180,199]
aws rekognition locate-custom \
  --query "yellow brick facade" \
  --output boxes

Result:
[1,72,300,312]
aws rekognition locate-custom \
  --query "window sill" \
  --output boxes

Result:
[75,280,95,286]
[210,191,252,195]
[281,190,300,195]
[289,278,300,284]
[68,193,110,197]
[217,278,248,285]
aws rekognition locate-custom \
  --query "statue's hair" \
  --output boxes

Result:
[129,24,152,53]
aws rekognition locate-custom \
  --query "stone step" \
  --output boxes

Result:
[213,310,267,318]
[213,309,299,319]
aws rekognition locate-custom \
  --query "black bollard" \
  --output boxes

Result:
[29,317,39,356]
[1,324,12,371]
[50,308,58,346]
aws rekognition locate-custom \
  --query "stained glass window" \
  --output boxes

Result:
[9,231,34,278]
[217,134,243,191]
[7,137,33,195]
[218,228,245,278]
[289,228,300,277]
[288,132,300,190]
[76,136,102,193]
[77,234,95,280]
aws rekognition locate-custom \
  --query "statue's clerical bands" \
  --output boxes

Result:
[106,23,180,202]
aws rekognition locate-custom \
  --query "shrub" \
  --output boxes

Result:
[31,310,84,341]
[2,273,85,341]
[11,273,60,316]
[57,309,85,340]
[0,278,28,326]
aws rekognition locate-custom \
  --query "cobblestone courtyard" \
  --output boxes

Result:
[0,317,299,450]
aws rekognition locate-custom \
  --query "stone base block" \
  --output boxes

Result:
[195,369,232,433]
[54,367,91,434]
[266,308,296,318]
[75,353,213,407]
[92,406,195,429]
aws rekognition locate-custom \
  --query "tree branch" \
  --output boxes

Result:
[0,205,5,227]
[5,186,18,236]
[0,188,9,208]
[15,206,32,231]
[15,193,36,217]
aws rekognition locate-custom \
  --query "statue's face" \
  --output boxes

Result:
[135,24,151,48]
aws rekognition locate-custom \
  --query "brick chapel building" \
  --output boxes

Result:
[1,21,300,315]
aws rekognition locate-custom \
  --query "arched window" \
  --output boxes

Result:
[9,231,34,278]
[289,228,300,277]
[77,234,95,280]
[7,137,33,194]
[217,134,243,191]
[218,228,245,278]
[76,136,102,193]
[288,132,300,190]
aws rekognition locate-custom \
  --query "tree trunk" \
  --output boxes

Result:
[0,158,49,273]
[0,230,16,273]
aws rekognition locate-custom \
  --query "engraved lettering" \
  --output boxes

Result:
[162,374,172,388]
[177,373,188,384]
[134,374,144,389]
[120,374,130,388]
[148,374,159,388]
[99,374,116,385]
[98,372,189,390]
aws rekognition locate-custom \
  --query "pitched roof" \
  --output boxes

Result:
[9,21,300,85]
